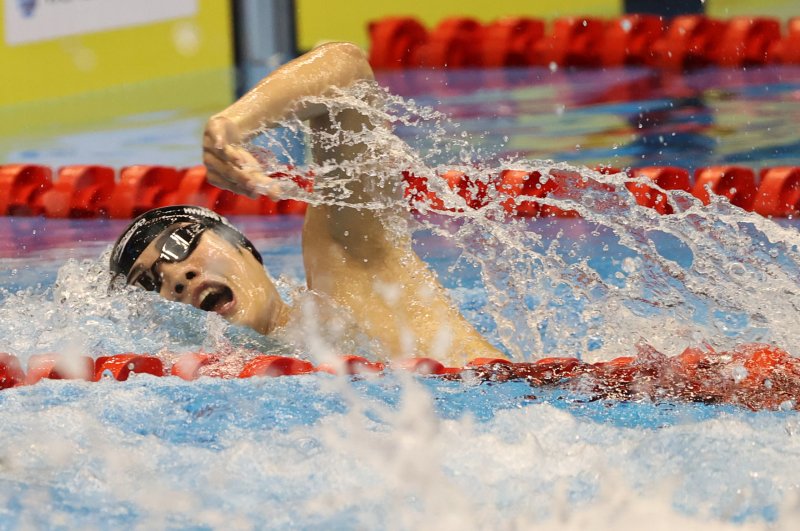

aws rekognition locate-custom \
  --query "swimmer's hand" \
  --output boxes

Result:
[202,116,284,200]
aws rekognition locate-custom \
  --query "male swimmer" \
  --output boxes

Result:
[110,42,502,365]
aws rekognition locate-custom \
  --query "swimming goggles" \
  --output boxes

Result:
[127,223,208,292]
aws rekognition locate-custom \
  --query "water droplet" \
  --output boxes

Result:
[728,262,746,276]
[622,257,638,273]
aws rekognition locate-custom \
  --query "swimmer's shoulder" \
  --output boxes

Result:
[303,42,373,79]
[312,41,368,60]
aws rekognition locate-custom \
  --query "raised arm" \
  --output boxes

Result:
[202,42,374,198]
[203,42,504,363]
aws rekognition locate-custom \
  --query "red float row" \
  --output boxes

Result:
[0,351,477,388]
[0,164,308,219]
[2,343,799,411]
[369,14,800,70]
[2,163,800,219]
[0,352,385,387]
[407,165,800,218]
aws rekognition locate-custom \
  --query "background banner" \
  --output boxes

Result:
[0,0,232,137]
[5,0,197,45]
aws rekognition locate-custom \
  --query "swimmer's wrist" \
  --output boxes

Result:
[207,113,256,145]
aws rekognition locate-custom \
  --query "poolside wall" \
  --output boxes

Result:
[0,0,234,137]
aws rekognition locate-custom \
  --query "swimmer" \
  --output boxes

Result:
[110,42,503,365]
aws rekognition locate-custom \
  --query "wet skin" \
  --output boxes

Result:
[198,42,505,364]
[127,227,289,335]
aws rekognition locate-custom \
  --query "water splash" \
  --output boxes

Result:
[251,80,800,361]
[2,78,800,529]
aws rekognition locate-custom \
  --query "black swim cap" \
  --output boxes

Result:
[109,205,263,278]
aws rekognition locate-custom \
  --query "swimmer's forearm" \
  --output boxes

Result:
[215,42,374,136]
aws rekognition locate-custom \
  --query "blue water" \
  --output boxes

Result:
[2,66,800,528]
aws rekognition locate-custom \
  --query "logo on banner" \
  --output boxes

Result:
[17,0,37,18]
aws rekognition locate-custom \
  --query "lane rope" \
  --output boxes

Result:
[2,343,798,411]
[2,164,800,219]
[368,14,800,70]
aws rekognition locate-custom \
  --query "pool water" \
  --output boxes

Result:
[2,66,800,529]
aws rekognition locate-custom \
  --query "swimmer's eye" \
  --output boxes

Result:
[128,268,161,292]
[125,223,207,293]
[138,275,159,292]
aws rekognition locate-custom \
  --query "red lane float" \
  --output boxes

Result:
[442,169,490,210]
[495,170,544,217]
[538,168,616,218]
[4,163,800,219]
[649,15,727,70]
[413,17,483,69]
[368,17,428,70]
[752,167,800,217]
[316,355,385,375]
[164,166,280,216]
[94,354,164,381]
[170,352,214,381]
[467,357,512,367]
[369,15,796,70]
[713,17,782,67]
[26,354,94,384]
[0,353,25,389]
[769,17,800,64]
[626,167,691,214]
[480,18,545,67]
[394,357,462,375]
[600,15,664,67]
[40,165,115,218]
[0,164,52,216]
[107,166,181,219]
[239,355,316,378]
[531,17,606,68]
[403,171,445,212]
[692,166,758,211]
[2,346,800,410]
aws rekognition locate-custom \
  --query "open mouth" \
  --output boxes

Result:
[197,284,235,314]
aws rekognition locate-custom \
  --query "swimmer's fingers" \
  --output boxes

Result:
[203,151,261,199]
[202,118,287,200]
[247,173,286,201]
[204,150,286,201]
[222,144,262,173]
[203,115,241,154]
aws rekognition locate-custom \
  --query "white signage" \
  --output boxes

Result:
[4,0,198,45]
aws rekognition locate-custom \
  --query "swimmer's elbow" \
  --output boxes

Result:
[314,42,374,82]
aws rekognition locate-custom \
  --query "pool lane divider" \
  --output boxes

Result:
[2,344,800,411]
[368,14,800,70]
[3,164,800,220]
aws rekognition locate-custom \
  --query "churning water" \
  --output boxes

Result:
[2,68,800,528]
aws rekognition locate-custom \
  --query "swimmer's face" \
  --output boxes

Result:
[127,225,285,334]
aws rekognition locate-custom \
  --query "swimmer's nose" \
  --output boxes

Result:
[159,267,200,302]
